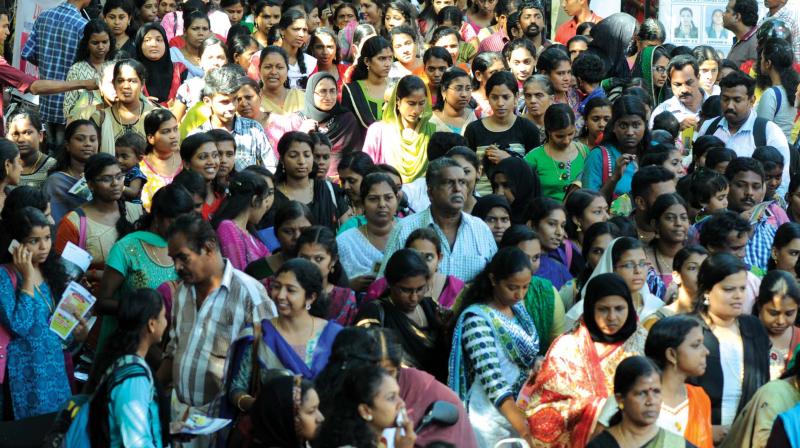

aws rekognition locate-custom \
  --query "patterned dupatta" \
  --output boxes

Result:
[448,303,539,405]
[519,324,647,447]
[261,319,342,380]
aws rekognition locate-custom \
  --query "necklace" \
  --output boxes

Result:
[22,152,44,175]
[111,101,145,132]
[545,143,576,182]
[34,284,54,315]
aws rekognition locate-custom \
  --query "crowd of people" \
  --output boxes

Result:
[2,0,800,446]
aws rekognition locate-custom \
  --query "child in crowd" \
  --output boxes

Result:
[115,132,148,203]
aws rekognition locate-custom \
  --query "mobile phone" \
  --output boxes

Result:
[8,239,19,254]
[395,408,407,436]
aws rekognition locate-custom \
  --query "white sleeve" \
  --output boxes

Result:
[765,121,791,197]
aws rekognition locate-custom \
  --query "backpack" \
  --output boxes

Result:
[42,355,153,448]
[703,116,769,147]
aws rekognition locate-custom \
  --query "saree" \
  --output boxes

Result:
[519,324,648,448]
[721,378,800,448]
[261,88,304,115]
[524,276,556,353]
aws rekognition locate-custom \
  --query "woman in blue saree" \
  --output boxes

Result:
[228,258,342,413]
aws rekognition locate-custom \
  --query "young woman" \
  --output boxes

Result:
[587,356,692,448]
[364,75,435,184]
[337,172,398,292]
[310,28,347,87]
[342,36,393,130]
[449,247,539,446]
[526,197,573,290]
[227,33,260,72]
[692,253,770,443]
[92,59,159,154]
[296,226,359,326]
[139,109,181,212]
[65,20,115,117]
[490,157,540,224]
[212,170,272,271]
[169,10,212,79]
[522,75,554,143]
[644,193,690,289]
[522,272,647,447]
[756,38,800,141]
[537,47,579,113]
[631,45,670,107]
[564,189,609,252]
[388,26,424,82]
[430,26,474,68]
[249,375,324,448]
[221,0,247,27]
[55,154,141,292]
[754,270,800,380]
[229,258,343,413]
[470,51,506,117]
[465,0,495,32]
[769,222,800,279]
[0,141,21,215]
[337,151,376,225]
[133,23,187,105]
[252,1,280,47]
[259,46,305,115]
[103,0,136,56]
[564,221,622,311]
[279,10,317,89]
[87,289,168,447]
[6,111,55,190]
[382,0,420,36]
[44,120,99,224]
[464,71,540,195]
[578,96,612,148]
[179,132,221,220]
[0,207,82,419]
[643,245,709,329]
[431,67,477,134]
[524,103,589,201]
[693,45,721,97]
[645,316,714,448]
[472,194,511,244]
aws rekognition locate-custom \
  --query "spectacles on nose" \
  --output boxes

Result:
[615,261,650,271]
[94,173,126,184]
[448,85,473,93]
[653,66,667,74]
[314,88,338,98]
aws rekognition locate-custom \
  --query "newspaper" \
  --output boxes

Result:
[49,281,95,340]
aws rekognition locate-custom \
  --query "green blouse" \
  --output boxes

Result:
[524,143,589,201]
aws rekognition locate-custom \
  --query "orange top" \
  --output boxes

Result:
[555,12,603,44]
[685,384,714,448]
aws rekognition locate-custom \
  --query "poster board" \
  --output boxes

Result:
[659,0,732,56]
[12,0,61,75]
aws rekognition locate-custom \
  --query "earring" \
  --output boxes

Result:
[703,295,710,306]
[619,403,624,410]
[305,303,311,311]
[364,414,373,421]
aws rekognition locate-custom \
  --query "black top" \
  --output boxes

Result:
[587,430,696,448]
[266,179,349,231]
[463,116,541,159]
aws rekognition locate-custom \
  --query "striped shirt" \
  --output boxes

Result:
[166,259,276,409]
[196,116,277,172]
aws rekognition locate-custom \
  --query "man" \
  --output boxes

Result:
[630,166,677,243]
[194,65,276,171]
[698,71,791,196]
[21,0,90,148]
[518,0,551,54]
[555,0,602,44]
[723,0,759,67]
[161,213,275,447]
[572,52,606,115]
[761,0,800,61]
[650,56,707,130]
[724,157,786,272]
[380,157,497,282]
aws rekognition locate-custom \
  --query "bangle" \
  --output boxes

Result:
[236,394,251,412]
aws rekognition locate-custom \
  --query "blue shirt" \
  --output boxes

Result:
[745,215,777,272]
[21,2,87,124]
[196,116,276,171]
[581,144,637,196]
[108,363,162,448]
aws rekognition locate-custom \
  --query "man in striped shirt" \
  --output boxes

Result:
[161,213,275,447]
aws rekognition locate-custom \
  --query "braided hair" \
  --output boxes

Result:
[84,153,136,240]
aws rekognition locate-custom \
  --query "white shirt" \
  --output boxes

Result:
[649,90,708,128]
[697,110,791,196]
[714,324,744,426]
[287,53,317,89]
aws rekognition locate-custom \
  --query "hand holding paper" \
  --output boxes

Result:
[49,282,96,340]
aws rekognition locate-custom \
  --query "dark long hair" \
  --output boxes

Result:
[49,119,99,175]
[143,109,176,154]
[576,221,621,290]
[8,207,70,299]
[754,269,800,315]
[564,189,604,241]
[75,19,116,63]
[0,140,19,183]
[279,9,310,79]
[768,222,800,271]
[84,153,135,239]
[601,95,651,157]
[694,252,747,314]
[211,170,269,233]
[352,36,391,81]
[295,225,346,292]
[608,356,661,426]
[644,314,703,370]
[455,247,532,317]
[135,184,195,232]
[276,131,316,183]
[759,38,799,106]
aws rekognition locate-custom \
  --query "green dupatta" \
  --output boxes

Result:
[381,80,436,183]
[635,46,667,106]
[524,276,555,354]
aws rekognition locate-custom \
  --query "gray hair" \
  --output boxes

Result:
[426,157,463,187]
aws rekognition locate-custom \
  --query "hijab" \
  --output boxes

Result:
[582,272,637,343]
[589,13,637,80]
[632,46,667,106]
[471,194,511,221]
[301,72,366,161]
[303,72,347,122]
[489,157,541,224]
[381,80,436,183]
[134,23,174,103]
[251,375,304,448]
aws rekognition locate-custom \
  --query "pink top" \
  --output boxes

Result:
[216,220,271,271]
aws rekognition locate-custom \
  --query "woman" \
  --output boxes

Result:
[522,273,648,447]
[587,356,693,447]
[103,0,136,56]
[465,0,495,32]
[332,3,358,33]
[55,154,142,292]
[92,59,159,154]
[431,67,477,134]
[252,1,278,47]
[64,20,115,118]
[6,111,54,191]
[272,132,350,230]
[337,152,377,226]
[693,45,721,97]
[631,46,670,107]
[337,173,398,292]
[490,157,540,225]
[472,194,512,244]
[470,51,506,117]
[279,10,317,89]
[212,170,272,271]
[363,75,435,184]
[587,13,637,80]
[247,201,314,282]
[643,245,709,329]
[578,96,613,148]
[258,46,305,115]
[96,185,194,351]
[754,270,800,380]
[0,207,84,419]
[691,253,770,443]
[537,47,580,115]
[179,132,221,220]
[449,247,538,446]
[526,197,574,290]
[309,28,348,87]
[87,289,168,447]
[169,10,211,79]
[228,258,342,412]
[644,193,690,289]
[464,71,540,195]
[769,222,800,278]
[756,38,799,141]
[134,23,187,106]
[171,36,229,121]
[525,103,589,201]
[563,221,622,311]
[235,77,271,133]
[250,375,324,448]
[645,316,714,448]
[565,189,609,252]
[0,141,21,215]
[342,36,393,130]
[522,75,555,143]
[139,109,181,212]
[316,364,416,448]
[787,177,800,223]
[356,249,450,381]
[382,0,420,37]
[388,26,424,82]
[582,95,650,203]
[44,120,99,224]
[228,33,259,72]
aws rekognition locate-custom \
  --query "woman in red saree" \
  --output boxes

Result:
[519,272,647,447]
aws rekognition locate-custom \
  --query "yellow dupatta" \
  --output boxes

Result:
[261,88,304,115]
[381,80,436,183]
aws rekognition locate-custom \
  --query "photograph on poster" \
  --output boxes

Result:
[704,7,730,40]
[673,5,700,40]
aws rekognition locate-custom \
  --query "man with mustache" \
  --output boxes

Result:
[723,157,788,272]
[379,157,497,282]
[699,70,791,197]
[649,55,707,130]
[517,0,551,55]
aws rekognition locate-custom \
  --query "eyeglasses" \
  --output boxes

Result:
[615,260,650,271]
[653,66,667,74]
[94,173,126,184]
[314,88,338,98]
[448,85,473,93]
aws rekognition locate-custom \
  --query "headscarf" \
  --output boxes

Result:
[582,272,637,343]
[489,157,541,224]
[134,23,174,103]
[381,79,436,183]
[589,13,637,81]
[631,46,667,106]
[251,375,305,448]
[471,194,511,220]
[303,72,348,122]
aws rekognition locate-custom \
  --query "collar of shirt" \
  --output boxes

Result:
[662,90,708,117]
[191,258,234,303]
[717,110,757,135]
[740,25,758,43]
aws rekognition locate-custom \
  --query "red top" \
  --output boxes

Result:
[555,11,603,44]
[0,57,36,134]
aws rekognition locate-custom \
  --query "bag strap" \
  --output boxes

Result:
[325,180,338,208]
[704,116,724,136]
[772,86,782,119]
[754,117,768,148]
[248,322,263,398]
[74,208,88,250]
[1,264,17,290]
